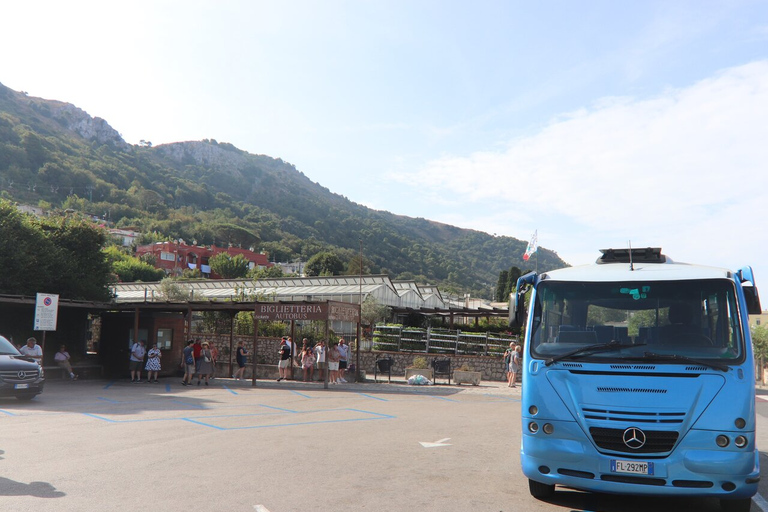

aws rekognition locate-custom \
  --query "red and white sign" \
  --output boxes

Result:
[34,293,59,331]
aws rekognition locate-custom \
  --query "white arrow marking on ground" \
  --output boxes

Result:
[254,506,272,512]
[420,437,451,448]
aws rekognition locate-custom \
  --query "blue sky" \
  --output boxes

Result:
[2,1,767,285]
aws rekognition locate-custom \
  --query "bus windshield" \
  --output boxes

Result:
[529,278,744,363]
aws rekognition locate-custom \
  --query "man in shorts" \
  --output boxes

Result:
[181,339,196,386]
[129,340,146,382]
[337,337,349,383]
[314,340,327,382]
[277,337,291,381]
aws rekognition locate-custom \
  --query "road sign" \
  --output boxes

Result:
[34,293,59,331]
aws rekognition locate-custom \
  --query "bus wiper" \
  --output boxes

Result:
[640,351,729,372]
[545,341,646,366]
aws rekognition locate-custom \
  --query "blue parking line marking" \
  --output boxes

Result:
[0,409,16,416]
[356,393,388,401]
[82,413,117,423]
[345,408,396,419]
[97,397,121,404]
[223,386,238,395]
[165,384,172,392]
[290,390,313,399]
[169,399,207,409]
[181,418,227,430]
[259,404,298,413]
[430,396,458,402]
[103,380,116,389]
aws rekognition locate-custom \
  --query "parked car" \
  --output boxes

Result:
[0,335,45,400]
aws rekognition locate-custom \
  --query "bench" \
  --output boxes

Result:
[43,364,104,380]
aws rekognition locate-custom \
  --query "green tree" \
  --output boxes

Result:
[248,265,284,279]
[495,270,509,302]
[305,251,344,276]
[210,223,260,249]
[158,277,190,301]
[0,200,113,300]
[344,253,370,276]
[361,295,391,329]
[209,252,250,278]
[753,324,768,362]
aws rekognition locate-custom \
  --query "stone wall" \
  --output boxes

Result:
[202,334,508,382]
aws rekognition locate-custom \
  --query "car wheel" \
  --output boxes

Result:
[528,479,555,499]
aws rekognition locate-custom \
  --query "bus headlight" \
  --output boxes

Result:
[542,423,554,435]
[715,435,729,448]
[529,405,538,415]
[528,422,539,433]
[734,436,748,448]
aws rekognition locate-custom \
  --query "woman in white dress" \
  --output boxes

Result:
[145,343,161,383]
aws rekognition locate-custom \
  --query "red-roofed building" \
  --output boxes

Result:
[135,241,272,278]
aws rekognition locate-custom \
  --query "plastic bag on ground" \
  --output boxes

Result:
[407,374,433,385]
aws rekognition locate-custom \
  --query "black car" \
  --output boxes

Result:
[0,335,45,400]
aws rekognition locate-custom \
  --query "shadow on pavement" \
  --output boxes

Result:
[0,477,65,498]
[540,488,724,512]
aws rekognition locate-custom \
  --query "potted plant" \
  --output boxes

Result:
[405,356,433,381]
[454,362,482,386]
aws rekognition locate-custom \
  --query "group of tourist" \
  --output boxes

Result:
[178,338,220,386]
[279,336,350,384]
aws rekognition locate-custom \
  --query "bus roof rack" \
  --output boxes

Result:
[597,247,666,264]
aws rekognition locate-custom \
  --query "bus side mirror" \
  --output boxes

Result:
[509,288,527,328]
[509,272,536,329]
[737,266,762,315]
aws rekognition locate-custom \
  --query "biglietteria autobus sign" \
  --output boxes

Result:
[254,301,359,322]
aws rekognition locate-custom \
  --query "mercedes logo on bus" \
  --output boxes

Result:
[622,427,647,449]
[17,371,27,379]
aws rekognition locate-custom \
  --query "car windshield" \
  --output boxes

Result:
[0,335,22,355]
[529,278,744,364]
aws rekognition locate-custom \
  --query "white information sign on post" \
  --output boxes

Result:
[34,293,59,331]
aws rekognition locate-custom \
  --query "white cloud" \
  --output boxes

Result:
[397,60,768,278]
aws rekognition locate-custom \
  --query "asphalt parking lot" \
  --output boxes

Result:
[2,378,768,512]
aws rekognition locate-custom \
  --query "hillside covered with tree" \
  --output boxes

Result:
[0,82,567,298]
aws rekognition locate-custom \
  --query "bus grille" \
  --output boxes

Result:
[590,427,679,454]
[582,407,685,424]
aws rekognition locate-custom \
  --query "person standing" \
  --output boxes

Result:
[129,340,146,383]
[19,337,43,365]
[337,337,349,383]
[192,339,203,379]
[181,339,196,386]
[54,345,78,380]
[145,343,161,383]
[196,342,214,386]
[209,342,219,380]
[510,345,522,388]
[504,343,515,387]
[233,341,248,380]
[300,346,315,382]
[314,340,327,382]
[277,338,291,381]
[328,341,341,384]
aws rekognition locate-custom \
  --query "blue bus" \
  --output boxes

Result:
[510,248,762,512]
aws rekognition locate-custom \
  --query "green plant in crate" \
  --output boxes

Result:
[410,356,428,369]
